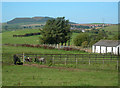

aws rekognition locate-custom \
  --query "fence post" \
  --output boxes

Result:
[75,55,77,67]
[117,47,119,70]
[52,55,55,65]
[117,59,118,70]
[103,54,104,64]
[89,54,90,65]
[22,52,24,64]
[65,58,67,66]
[116,54,119,70]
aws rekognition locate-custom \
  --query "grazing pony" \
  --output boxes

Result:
[34,57,46,64]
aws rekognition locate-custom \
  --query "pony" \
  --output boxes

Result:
[34,57,46,64]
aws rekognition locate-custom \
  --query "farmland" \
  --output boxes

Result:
[2,28,79,46]
[101,25,118,38]
[2,26,118,86]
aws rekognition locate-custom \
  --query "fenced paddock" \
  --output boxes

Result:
[17,53,119,70]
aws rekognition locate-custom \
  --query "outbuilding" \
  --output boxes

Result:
[92,40,120,54]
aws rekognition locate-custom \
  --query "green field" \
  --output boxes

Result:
[101,25,118,38]
[2,65,118,86]
[2,29,41,44]
[2,28,118,86]
[2,28,79,45]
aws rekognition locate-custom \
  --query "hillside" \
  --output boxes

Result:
[100,25,118,38]
[2,16,77,32]
[7,16,76,25]
[7,17,53,24]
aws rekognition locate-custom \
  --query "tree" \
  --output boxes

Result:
[82,41,88,48]
[39,17,71,45]
[73,33,90,46]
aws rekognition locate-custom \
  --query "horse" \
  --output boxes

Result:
[25,56,32,62]
[34,57,46,64]
[13,54,23,65]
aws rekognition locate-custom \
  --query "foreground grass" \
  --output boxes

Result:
[2,65,118,86]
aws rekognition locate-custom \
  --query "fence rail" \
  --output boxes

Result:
[17,53,119,70]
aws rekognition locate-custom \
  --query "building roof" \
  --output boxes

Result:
[93,40,120,47]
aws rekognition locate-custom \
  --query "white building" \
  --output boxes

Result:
[92,40,120,55]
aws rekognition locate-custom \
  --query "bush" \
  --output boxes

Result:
[73,33,89,46]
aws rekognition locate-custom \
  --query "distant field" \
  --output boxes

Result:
[102,25,118,32]
[2,29,41,44]
[2,29,79,45]
[100,25,118,38]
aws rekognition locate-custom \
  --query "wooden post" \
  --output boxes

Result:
[117,47,119,70]
[65,58,67,66]
[60,54,61,65]
[103,54,104,64]
[89,54,90,65]
[52,56,54,65]
[76,58,77,66]
[112,47,113,54]
[117,59,119,70]
[94,45,96,53]
[22,53,24,64]
[75,55,77,66]
[106,46,107,54]
[100,46,101,54]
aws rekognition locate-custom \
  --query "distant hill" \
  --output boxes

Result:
[7,17,53,25]
[7,16,77,25]
[2,16,77,32]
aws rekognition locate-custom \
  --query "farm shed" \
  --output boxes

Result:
[92,40,120,54]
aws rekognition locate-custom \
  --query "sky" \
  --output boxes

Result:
[2,2,118,24]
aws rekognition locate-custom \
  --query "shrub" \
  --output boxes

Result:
[73,33,89,46]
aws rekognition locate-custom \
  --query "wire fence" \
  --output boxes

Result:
[17,53,119,70]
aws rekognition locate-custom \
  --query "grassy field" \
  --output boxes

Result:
[2,28,118,86]
[101,25,118,38]
[2,65,118,86]
[2,28,78,45]
[2,29,41,44]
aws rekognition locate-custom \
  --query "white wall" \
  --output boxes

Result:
[113,47,116,54]
[101,46,106,53]
[107,47,112,53]
[92,45,95,53]
[92,44,120,55]
[96,46,100,53]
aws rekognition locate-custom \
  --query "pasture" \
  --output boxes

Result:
[2,65,118,86]
[2,28,119,86]
[2,28,78,45]
[2,45,118,86]
[102,25,118,38]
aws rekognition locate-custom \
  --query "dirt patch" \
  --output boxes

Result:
[23,64,87,71]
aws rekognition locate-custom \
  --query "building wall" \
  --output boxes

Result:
[107,47,112,53]
[95,46,100,53]
[92,45,95,53]
[113,47,116,54]
[101,46,106,53]
[92,44,120,54]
